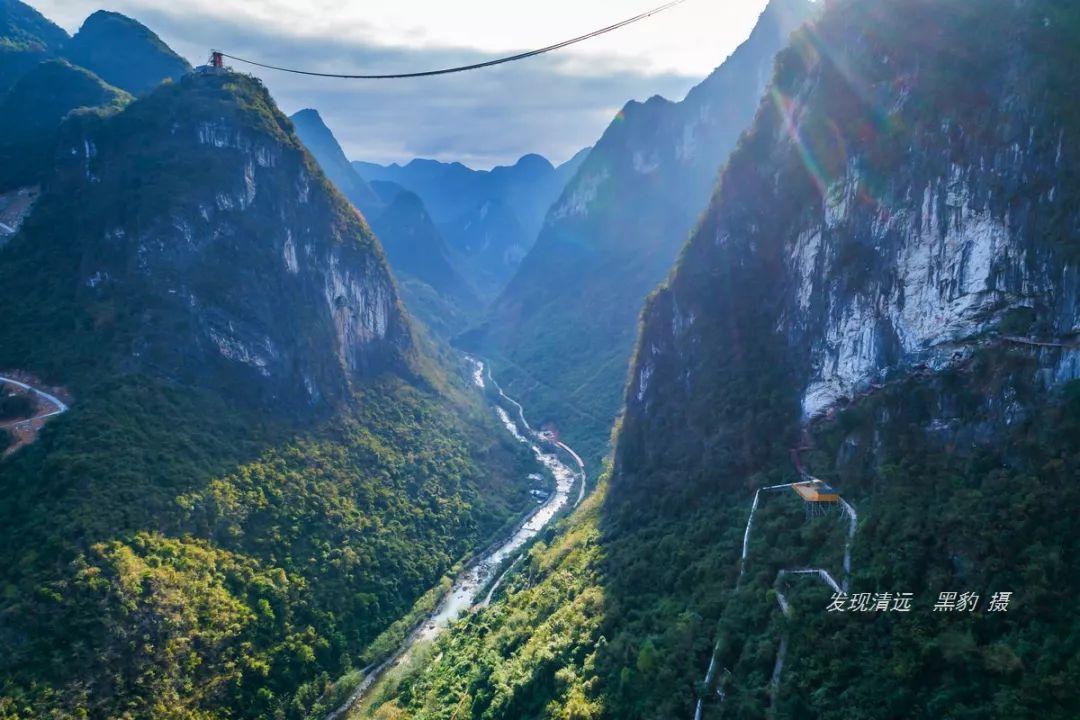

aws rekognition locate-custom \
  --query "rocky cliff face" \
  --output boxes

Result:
[4,71,412,408]
[290,108,385,217]
[622,0,1079,478]
[467,0,815,468]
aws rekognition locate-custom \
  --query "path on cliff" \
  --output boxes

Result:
[326,356,586,720]
[0,374,68,423]
[693,444,858,720]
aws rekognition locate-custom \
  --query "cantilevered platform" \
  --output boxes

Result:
[791,480,839,503]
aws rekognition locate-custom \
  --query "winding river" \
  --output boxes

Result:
[326,356,585,720]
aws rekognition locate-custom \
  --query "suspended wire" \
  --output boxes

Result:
[216,0,690,79]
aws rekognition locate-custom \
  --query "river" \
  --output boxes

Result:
[326,356,585,720]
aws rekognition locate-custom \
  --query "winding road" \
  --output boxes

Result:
[693,447,858,720]
[325,356,587,720]
[0,375,69,454]
[0,374,68,422]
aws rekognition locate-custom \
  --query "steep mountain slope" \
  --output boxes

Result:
[371,189,482,337]
[353,1,1080,718]
[291,108,385,217]
[0,0,67,94]
[62,10,190,94]
[354,149,589,297]
[0,58,130,191]
[0,70,534,720]
[440,198,530,294]
[463,0,815,470]
[354,152,587,236]
[371,190,462,295]
[292,108,478,337]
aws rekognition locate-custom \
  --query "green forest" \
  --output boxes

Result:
[0,66,540,720]
[0,371,536,719]
[355,351,1080,720]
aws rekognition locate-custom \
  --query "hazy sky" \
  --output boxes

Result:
[32,0,776,168]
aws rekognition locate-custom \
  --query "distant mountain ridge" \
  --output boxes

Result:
[463,0,816,469]
[354,148,589,298]
[290,108,384,217]
[354,151,588,233]
[291,108,479,337]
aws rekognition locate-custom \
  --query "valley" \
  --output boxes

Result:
[325,357,586,720]
[1,0,1078,718]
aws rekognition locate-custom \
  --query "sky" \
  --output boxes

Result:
[32,0,777,168]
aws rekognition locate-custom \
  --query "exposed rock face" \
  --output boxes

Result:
[465,0,816,466]
[796,152,1080,417]
[619,0,1079,478]
[0,186,38,242]
[37,72,411,407]
[290,108,385,217]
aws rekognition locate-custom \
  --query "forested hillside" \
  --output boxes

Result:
[0,0,66,94]
[0,70,535,720]
[462,0,814,472]
[0,58,130,190]
[355,0,1080,718]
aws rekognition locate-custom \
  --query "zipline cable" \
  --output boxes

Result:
[217,0,690,79]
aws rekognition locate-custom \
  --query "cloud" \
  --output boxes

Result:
[31,0,721,167]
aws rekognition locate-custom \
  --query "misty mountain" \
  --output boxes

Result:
[290,107,385,217]
[354,148,589,297]
[463,0,815,468]
[291,108,479,335]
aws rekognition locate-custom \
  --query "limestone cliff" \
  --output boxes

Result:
[1,71,413,408]
[622,0,1079,478]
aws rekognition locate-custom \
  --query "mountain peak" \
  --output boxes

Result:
[13,69,414,405]
[64,9,190,94]
[289,107,384,217]
[0,0,67,50]
[514,153,555,173]
[291,107,323,123]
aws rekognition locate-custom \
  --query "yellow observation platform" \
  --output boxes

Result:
[792,480,840,503]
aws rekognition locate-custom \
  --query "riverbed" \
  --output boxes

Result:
[327,356,584,720]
